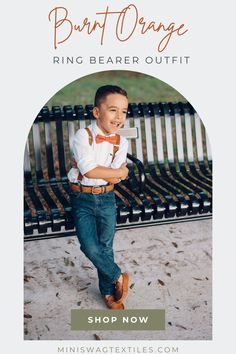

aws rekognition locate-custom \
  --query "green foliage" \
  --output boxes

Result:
[46,71,186,108]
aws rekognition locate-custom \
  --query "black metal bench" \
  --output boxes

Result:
[24,102,212,241]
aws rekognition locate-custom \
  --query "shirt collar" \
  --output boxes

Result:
[91,121,115,137]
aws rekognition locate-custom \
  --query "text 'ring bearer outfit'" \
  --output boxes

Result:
[67,121,128,296]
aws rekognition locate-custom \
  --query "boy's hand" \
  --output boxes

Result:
[104,177,122,184]
[119,163,129,180]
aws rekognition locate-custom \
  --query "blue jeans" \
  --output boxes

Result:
[70,189,121,296]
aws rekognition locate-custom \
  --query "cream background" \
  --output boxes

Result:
[1,0,235,353]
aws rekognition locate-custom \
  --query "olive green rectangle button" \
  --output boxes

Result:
[71,309,165,331]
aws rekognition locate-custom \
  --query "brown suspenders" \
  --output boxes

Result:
[85,127,93,146]
[77,127,120,181]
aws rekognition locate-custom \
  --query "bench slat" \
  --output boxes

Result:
[184,111,194,163]
[52,108,67,180]
[130,104,144,162]
[194,112,204,162]
[32,122,44,183]
[153,104,165,164]
[174,112,185,163]
[24,141,31,178]
[142,105,155,164]
[43,108,57,182]
[205,131,212,162]
[163,104,175,164]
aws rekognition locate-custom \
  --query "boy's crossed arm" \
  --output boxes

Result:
[84,163,128,183]
[71,158,129,184]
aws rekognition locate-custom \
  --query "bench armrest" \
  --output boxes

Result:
[126,153,146,192]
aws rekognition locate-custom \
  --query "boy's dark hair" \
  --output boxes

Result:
[94,85,128,107]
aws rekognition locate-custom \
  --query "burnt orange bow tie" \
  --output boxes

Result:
[95,134,118,144]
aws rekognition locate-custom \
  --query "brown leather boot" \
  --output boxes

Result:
[104,295,125,309]
[115,272,129,303]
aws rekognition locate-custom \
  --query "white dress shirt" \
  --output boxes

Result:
[67,121,129,186]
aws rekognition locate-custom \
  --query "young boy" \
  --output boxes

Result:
[68,85,130,309]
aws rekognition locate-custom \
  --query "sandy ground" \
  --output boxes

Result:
[24,219,212,341]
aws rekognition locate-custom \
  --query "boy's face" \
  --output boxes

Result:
[93,93,128,135]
